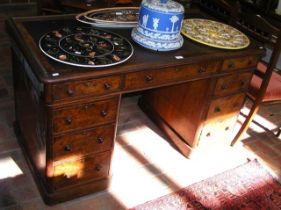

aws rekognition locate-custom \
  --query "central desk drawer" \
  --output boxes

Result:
[51,151,111,190]
[53,124,115,162]
[52,98,119,133]
[52,75,122,101]
[124,62,220,90]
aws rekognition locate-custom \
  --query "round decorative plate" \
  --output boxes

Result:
[83,7,139,24]
[75,13,137,28]
[39,27,134,67]
[181,19,250,50]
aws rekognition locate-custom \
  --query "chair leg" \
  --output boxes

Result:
[276,127,281,137]
[230,103,260,146]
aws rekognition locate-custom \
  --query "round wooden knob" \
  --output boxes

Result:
[221,83,228,90]
[64,116,72,125]
[97,137,104,144]
[104,83,112,90]
[198,66,206,73]
[67,89,75,96]
[64,144,72,152]
[214,107,221,113]
[100,110,108,117]
[228,63,234,69]
[95,164,102,171]
[145,75,153,82]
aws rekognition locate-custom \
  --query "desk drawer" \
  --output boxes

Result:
[200,115,238,144]
[51,151,111,190]
[206,93,245,120]
[214,72,252,97]
[200,93,245,143]
[53,124,115,162]
[124,62,220,90]
[52,75,122,101]
[222,56,258,72]
[52,98,119,133]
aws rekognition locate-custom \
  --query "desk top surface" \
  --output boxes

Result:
[6,14,264,83]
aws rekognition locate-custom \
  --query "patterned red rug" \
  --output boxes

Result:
[130,160,281,210]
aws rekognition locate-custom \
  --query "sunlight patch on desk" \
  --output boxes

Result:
[47,154,85,179]
[0,157,23,180]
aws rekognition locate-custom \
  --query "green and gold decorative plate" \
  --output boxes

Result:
[181,19,250,50]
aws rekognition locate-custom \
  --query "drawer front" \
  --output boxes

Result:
[200,93,246,144]
[52,98,119,133]
[206,93,245,121]
[51,151,111,190]
[222,56,258,72]
[53,125,115,162]
[124,62,220,90]
[214,72,252,97]
[52,75,122,101]
[200,115,238,144]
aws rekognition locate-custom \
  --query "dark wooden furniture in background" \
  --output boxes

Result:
[231,13,281,145]
[60,0,140,13]
[6,14,263,204]
[193,0,241,24]
[238,0,278,15]
[238,0,281,28]
[37,0,141,15]
[37,0,66,15]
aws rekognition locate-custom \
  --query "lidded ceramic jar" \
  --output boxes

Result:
[131,0,184,51]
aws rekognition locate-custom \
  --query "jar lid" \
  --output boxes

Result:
[142,0,184,13]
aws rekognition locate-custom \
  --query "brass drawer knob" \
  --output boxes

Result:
[64,144,72,152]
[240,80,245,87]
[67,89,75,96]
[145,75,153,82]
[214,107,221,113]
[97,137,104,144]
[95,164,102,171]
[100,110,108,117]
[104,82,112,90]
[64,116,72,125]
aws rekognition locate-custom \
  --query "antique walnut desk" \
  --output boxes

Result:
[6,14,263,204]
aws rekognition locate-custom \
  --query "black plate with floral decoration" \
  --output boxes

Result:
[39,26,133,67]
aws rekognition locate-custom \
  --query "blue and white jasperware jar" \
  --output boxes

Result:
[131,0,184,51]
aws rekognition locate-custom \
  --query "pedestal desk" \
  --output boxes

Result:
[6,14,263,204]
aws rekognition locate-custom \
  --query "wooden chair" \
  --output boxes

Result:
[194,0,240,24]
[230,13,281,146]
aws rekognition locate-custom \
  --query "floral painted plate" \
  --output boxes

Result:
[39,27,133,67]
[83,7,139,24]
[75,13,137,28]
[181,19,250,50]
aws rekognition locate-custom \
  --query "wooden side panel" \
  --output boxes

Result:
[12,49,47,178]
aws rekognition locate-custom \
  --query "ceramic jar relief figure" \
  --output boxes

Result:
[131,0,184,51]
